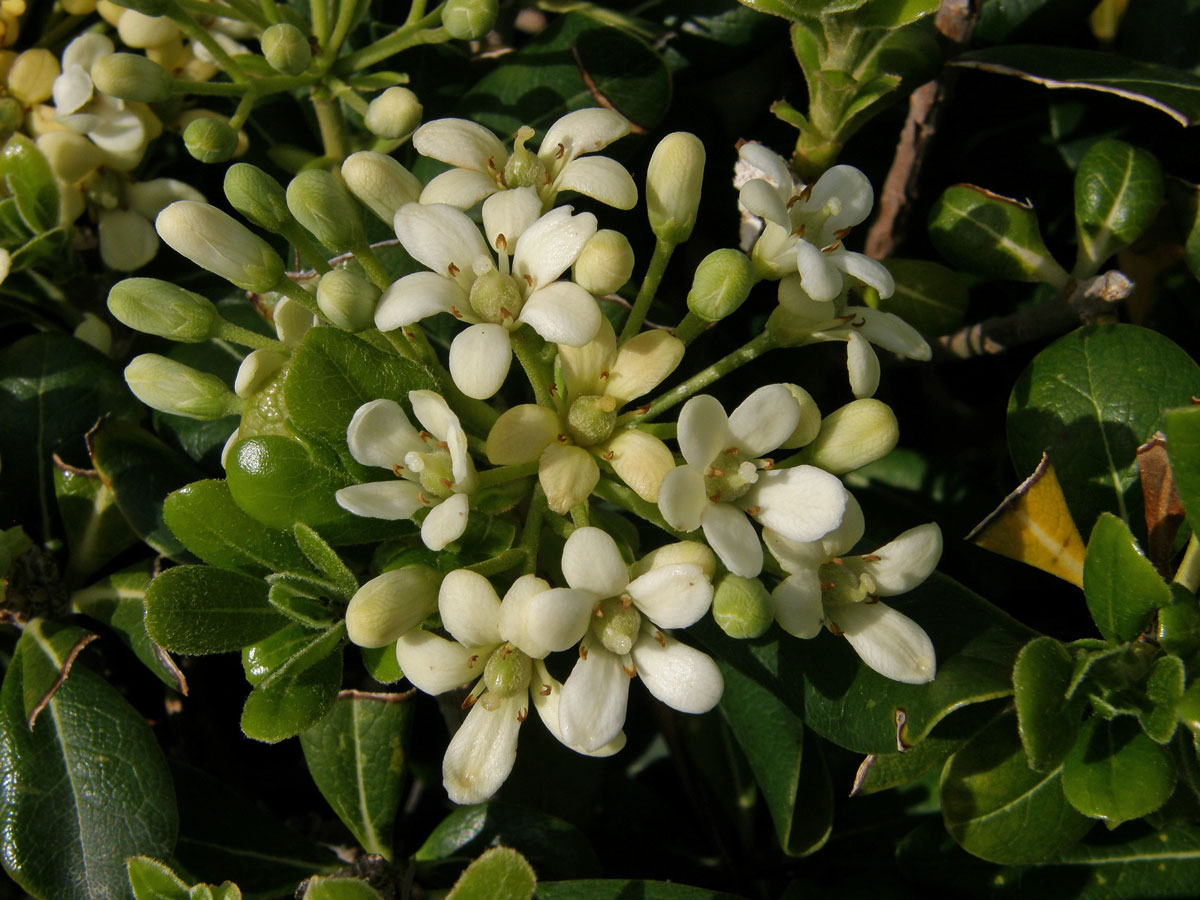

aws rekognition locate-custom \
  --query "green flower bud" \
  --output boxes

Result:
[777,384,821,450]
[647,132,704,245]
[345,566,440,648]
[687,248,754,322]
[124,353,240,420]
[224,163,293,234]
[468,268,523,323]
[184,117,238,164]
[260,22,312,76]
[108,277,220,342]
[800,398,899,475]
[341,151,422,224]
[156,200,285,293]
[483,644,532,699]
[316,268,379,332]
[503,126,548,192]
[712,574,773,639]
[286,169,364,253]
[566,394,617,447]
[90,53,173,103]
[442,0,498,40]
[573,229,634,295]
[592,595,642,656]
[364,86,422,140]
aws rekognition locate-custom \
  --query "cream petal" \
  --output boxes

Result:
[481,186,541,252]
[855,308,931,361]
[744,465,846,543]
[393,202,489,286]
[852,523,942,596]
[629,628,723,714]
[273,296,317,345]
[846,330,880,399]
[700,501,762,577]
[63,33,115,73]
[737,142,794,194]
[836,250,895,299]
[631,542,717,581]
[627,563,711,629]
[562,526,628,599]
[739,177,791,231]
[413,117,507,172]
[98,209,157,271]
[395,629,479,694]
[236,346,283,398]
[770,572,824,638]
[554,156,637,210]
[127,178,205,220]
[559,637,630,753]
[538,442,599,515]
[677,394,731,468]
[345,569,439,648]
[343,151,423,222]
[410,390,473,487]
[794,239,843,302]
[598,429,674,503]
[558,317,616,401]
[512,207,596,290]
[531,660,625,756]
[657,465,706,532]
[376,271,468,331]
[449,324,512,399]
[88,99,147,155]
[335,481,424,520]
[728,384,802,458]
[419,168,500,209]
[499,586,594,659]
[808,165,874,233]
[443,695,524,805]
[422,493,470,551]
[827,601,936,684]
[345,398,421,468]
[539,108,630,166]
[439,568,503,647]
[777,274,840,323]
[762,528,827,576]
[518,283,601,347]
[52,66,93,116]
[485,404,559,465]
[606,330,683,406]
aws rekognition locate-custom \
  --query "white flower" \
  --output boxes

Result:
[376,191,602,399]
[414,108,637,212]
[553,527,723,753]
[764,493,940,684]
[737,142,893,302]
[658,385,847,577]
[335,391,478,550]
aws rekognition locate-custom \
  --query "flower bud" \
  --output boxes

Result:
[73,312,112,355]
[800,398,898,475]
[647,132,704,245]
[345,566,440,648]
[712,574,773,639]
[7,49,59,105]
[364,86,422,140]
[156,200,285,293]
[90,53,173,103]
[183,117,238,163]
[687,248,754,322]
[117,10,181,48]
[341,151,421,224]
[778,384,821,449]
[124,353,240,419]
[442,0,498,40]
[224,163,293,234]
[260,22,311,76]
[573,229,634,295]
[108,277,221,341]
[286,168,364,252]
[316,268,379,331]
[632,541,717,579]
[234,348,287,398]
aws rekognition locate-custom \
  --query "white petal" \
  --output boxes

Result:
[335,481,423,520]
[627,563,711,629]
[630,628,723,714]
[744,466,846,543]
[499,586,594,659]
[443,696,523,805]
[419,168,499,209]
[700,502,762,577]
[98,209,156,271]
[599,429,674,503]
[395,629,479,694]
[739,178,791,230]
[518,283,601,347]
[439,568,503,647]
[481,186,541,253]
[52,66,93,116]
[63,33,114,73]
[393,203,489,286]
[562,526,628,598]
[449,324,511,399]
[762,528,827,575]
[657,465,706,532]
[794,239,843,302]
[606,330,683,406]
[127,178,205,220]
[819,490,865,558]
[770,572,824,638]
[346,398,421,468]
[846,331,880,399]
[737,142,793,193]
[559,637,630,753]
[837,250,895,299]
[828,601,936,684]
[513,207,596,290]
[631,542,717,581]
[539,108,630,165]
[853,523,942,596]
[855,308,931,361]
[808,165,874,233]
[558,317,616,401]
[538,442,599,515]
[411,390,473,487]
[677,394,731,468]
[485,404,559,465]
[273,296,316,345]
[413,118,507,172]
[531,661,625,756]
[728,383,802,458]
[554,157,637,210]
[376,271,472,331]
[88,104,147,155]
[422,493,470,551]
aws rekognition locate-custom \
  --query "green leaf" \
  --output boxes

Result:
[0,133,59,233]
[1008,325,1200,538]
[446,847,536,900]
[293,522,359,600]
[128,856,191,900]
[1074,139,1164,269]
[14,618,97,725]
[941,712,1093,864]
[855,0,940,27]
[164,480,313,576]
[1083,513,1169,642]
[362,644,403,683]
[928,184,1068,285]
[299,691,413,859]
[243,622,325,686]
[240,625,345,743]
[869,258,969,337]
[267,581,337,628]
[53,462,139,583]
[303,877,385,900]
[1013,636,1080,772]
[1166,405,1200,534]
[1061,716,1176,823]
[953,45,1200,127]
[1171,176,1200,281]
[737,0,867,20]
[1141,654,1185,744]
[0,625,177,900]
[145,565,284,654]
[537,883,749,900]
[1157,585,1200,658]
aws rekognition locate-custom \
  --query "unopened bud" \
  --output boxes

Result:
[156,200,284,293]
[442,0,498,40]
[345,566,440,648]
[116,10,181,48]
[778,384,821,449]
[687,248,754,322]
[364,86,422,140]
[7,49,59,105]
[260,22,311,75]
[124,353,240,419]
[573,229,634,295]
[712,574,773,639]
[341,151,421,224]
[800,398,898,475]
[286,169,364,252]
[316,268,379,331]
[108,277,220,341]
[91,53,172,103]
[224,163,293,233]
[184,117,238,163]
[234,348,287,398]
[647,132,704,245]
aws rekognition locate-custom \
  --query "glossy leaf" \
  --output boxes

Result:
[1165,404,1200,534]
[303,878,385,900]
[145,565,283,654]
[299,691,413,859]
[128,856,191,900]
[1008,325,1200,538]
[1083,513,1169,642]
[240,624,345,743]
[941,713,1092,864]
[243,622,324,686]
[869,258,969,337]
[446,847,536,900]
[53,462,139,583]
[1074,138,1164,269]
[362,644,404,683]
[1062,716,1176,823]
[1013,637,1080,772]
[0,133,59,233]
[1141,654,1185,744]
[14,618,96,726]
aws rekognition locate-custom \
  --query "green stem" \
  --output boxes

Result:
[272,276,328,322]
[619,237,675,343]
[464,547,528,577]
[167,1,249,82]
[179,0,263,25]
[215,321,287,351]
[173,73,314,96]
[258,0,279,23]
[35,13,88,48]
[510,326,554,407]
[519,486,548,575]
[312,94,349,162]
[635,330,778,424]
[1175,534,1200,593]
[475,460,541,488]
[333,7,445,73]
[318,0,363,70]
[227,90,257,131]
[570,503,590,529]
[311,0,331,46]
[381,327,422,362]
[351,240,392,291]
[281,223,333,274]
[635,422,676,440]
[592,477,689,539]
[672,311,710,347]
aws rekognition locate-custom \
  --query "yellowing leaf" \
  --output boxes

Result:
[967,454,1085,586]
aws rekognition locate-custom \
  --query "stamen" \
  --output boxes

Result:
[799,184,814,203]
[501,644,513,658]
[760,457,774,470]
[555,143,565,160]
[835,226,852,240]
[579,644,589,660]
[495,233,508,253]
[654,629,666,646]
[707,466,725,478]
[726,447,739,456]
[820,581,836,591]
[708,491,722,502]
[439,477,454,490]
[437,440,449,450]
[828,621,844,636]
[744,505,761,516]
[418,491,432,505]
[793,223,806,239]
[861,553,882,562]
[865,594,880,604]
[539,683,552,696]
[517,707,528,723]
[821,240,842,253]
[620,593,632,609]
[548,382,558,397]
[391,464,405,477]
[602,450,614,460]
[499,306,513,320]
[829,557,845,566]
[623,663,637,678]
[523,273,534,287]
[448,262,460,277]
[467,654,479,668]
[449,305,464,319]
[599,370,610,380]
[556,433,569,443]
